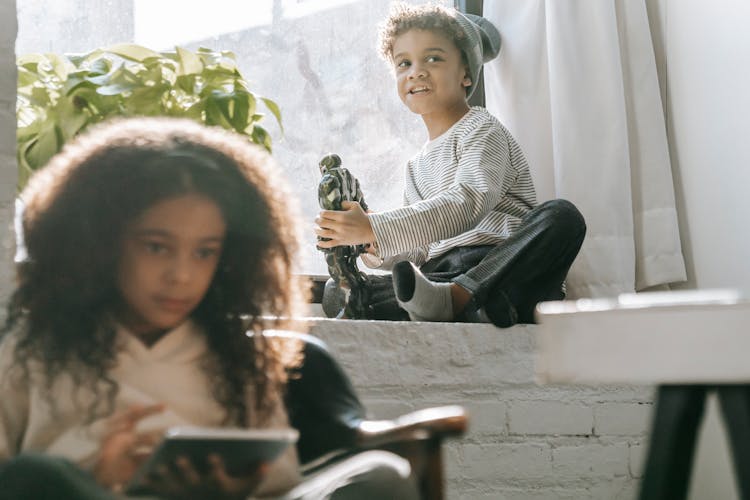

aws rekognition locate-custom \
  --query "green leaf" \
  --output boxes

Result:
[25,123,60,170]
[16,43,281,190]
[28,86,53,108]
[17,142,36,190]
[55,94,91,141]
[63,75,91,95]
[126,84,169,115]
[85,62,123,86]
[244,91,257,118]
[87,58,112,76]
[251,125,272,153]
[46,53,71,80]
[204,96,234,130]
[261,97,283,131]
[103,44,162,62]
[229,92,249,132]
[175,74,197,94]
[96,82,137,96]
[176,46,203,76]
[17,67,37,87]
[17,53,48,66]
[196,47,222,66]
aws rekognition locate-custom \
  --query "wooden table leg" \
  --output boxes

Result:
[640,385,707,500]
[717,385,750,498]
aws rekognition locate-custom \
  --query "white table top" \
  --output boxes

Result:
[535,289,750,385]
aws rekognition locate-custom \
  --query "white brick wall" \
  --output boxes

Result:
[311,319,655,499]
[0,0,17,316]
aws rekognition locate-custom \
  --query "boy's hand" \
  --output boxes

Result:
[94,403,166,492]
[315,201,376,248]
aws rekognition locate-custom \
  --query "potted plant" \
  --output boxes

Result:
[16,44,282,189]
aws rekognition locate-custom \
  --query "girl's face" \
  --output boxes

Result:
[392,29,470,124]
[115,192,227,344]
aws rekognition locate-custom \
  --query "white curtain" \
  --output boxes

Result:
[483,0,686,298]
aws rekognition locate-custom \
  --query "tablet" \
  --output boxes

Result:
[125,426,299,495]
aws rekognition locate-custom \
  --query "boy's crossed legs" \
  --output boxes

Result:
[373,199,586,327]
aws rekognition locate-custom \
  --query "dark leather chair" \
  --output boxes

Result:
[264,331,468,500]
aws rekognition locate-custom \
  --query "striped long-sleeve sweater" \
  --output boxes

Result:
[366,107,537,269]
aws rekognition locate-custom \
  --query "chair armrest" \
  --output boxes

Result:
[355,405,468,448]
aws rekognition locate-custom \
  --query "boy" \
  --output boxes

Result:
[315,3,585,327]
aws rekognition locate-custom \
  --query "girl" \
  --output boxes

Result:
[0,118,416,499]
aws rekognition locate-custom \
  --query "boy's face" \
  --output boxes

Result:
[115,192,226,343]
[392,29,470,117]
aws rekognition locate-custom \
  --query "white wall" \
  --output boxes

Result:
[648,1,750,498]
[0,0,17,316]
[660,0,750,294]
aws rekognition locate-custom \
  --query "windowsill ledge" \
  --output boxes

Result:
[306,318,539,388]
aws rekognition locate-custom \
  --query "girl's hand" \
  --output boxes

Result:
[94,403,166,492]
[315,201,376,248]
[146,454,269,500]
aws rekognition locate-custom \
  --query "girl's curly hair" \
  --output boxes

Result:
[3,117,309,426]
[377,2,470,67]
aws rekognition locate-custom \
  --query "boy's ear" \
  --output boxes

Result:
[462,66,472,87]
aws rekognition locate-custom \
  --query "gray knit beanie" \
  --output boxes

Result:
[454,12,501,98]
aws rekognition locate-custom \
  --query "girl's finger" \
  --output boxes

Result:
[174,455,202,485]
[130,428,163,459]
[209,455,267,493]
[147,463,178,492]
[127,403,166,422]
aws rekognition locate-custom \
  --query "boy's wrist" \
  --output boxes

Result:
[364,240,381,257]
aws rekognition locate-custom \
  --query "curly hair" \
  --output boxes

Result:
[377,2,470,67]
[3,117,309,426]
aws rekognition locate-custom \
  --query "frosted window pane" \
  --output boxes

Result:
[16,0,451,275]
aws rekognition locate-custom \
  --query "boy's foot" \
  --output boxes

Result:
[457,289,518,327]
[482,290,519,328]
[392,261,453,322]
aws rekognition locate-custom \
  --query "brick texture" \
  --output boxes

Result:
[312,320,651,497]
[509,401,593,436]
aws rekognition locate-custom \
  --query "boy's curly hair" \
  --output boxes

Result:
[3,117,309,426]
[377,2,470,67]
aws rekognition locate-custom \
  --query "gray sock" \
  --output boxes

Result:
[392,261,454,322]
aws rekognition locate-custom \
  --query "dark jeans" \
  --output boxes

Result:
[366,199,586,326]
[0,454,115,500]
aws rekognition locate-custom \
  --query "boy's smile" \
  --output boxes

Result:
[392,29,471,138]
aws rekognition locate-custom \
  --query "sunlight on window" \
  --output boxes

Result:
[134,0,361,49]
[17,0,450,275]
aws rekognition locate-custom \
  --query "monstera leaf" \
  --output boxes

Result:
[16,44,282,189]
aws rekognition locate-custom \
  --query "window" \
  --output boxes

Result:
[16,0,453,275]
